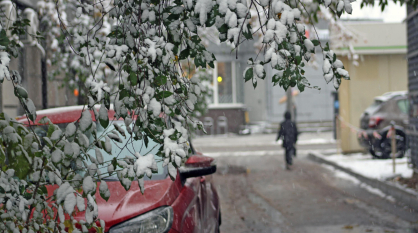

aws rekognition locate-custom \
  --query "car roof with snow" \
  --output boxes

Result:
[16,105,117,125]
[374,91,407,102]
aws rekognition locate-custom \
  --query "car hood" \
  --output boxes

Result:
[48,177,180,232]
[99,178,178,225]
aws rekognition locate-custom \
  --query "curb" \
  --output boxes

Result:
[308,152,418,211]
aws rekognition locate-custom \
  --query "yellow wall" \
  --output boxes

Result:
[339,54,408,152]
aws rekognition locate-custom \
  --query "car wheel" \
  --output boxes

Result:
[377,131,406,159]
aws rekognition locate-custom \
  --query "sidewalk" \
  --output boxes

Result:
[308,151,418,211]
[193,131,335,148]
[193,131,336,157]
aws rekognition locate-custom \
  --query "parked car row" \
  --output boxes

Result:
[358,91,408,159]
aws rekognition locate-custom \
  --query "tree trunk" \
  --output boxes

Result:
[286,88,294,121]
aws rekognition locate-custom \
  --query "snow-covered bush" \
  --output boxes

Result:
[0,0,362,231]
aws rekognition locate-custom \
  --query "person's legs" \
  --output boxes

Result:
[285,146,293,167]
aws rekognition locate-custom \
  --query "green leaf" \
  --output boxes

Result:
[0,147,5,167]
[272,73,281,83]
[144,135,149,148]
[0,30,10,47]
[119,89,129,100]
[112,157,118,170]
[179,49,189,60]
[155,75,167,86]
[37,185,48,195]
[38,116,51,125]
[244,68,253,82]
[99,117,109,129]
[47,124,57,137]
[129,72,138,86]
[194,56,206,68]
[324,42,330,52]
[205,11,217,27]
[167,13,180,21]
[218,24,228,34]
[297,82,305,92]
[289,78,296,87]
[252,77,257,88]
[104,92,111,110]
[242,24,253,40]
[8,152,32,179]
[333,53,337,62]
[155,91,173,100]
[311,39,320,46]
[100,188,110,202]
[295,56,302,65]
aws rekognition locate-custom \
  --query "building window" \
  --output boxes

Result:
[211,61,242,106]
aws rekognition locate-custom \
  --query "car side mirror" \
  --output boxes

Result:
[179,155,216,180]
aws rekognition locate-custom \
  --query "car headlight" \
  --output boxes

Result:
[109,206,173,233]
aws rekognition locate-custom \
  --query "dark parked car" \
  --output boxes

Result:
[17,106,221,233]
[358,91,409,159]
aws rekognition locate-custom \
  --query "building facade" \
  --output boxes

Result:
[202,21,337,135]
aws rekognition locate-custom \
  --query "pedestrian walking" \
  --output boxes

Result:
[276,111,298,170]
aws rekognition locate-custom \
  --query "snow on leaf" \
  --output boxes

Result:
[104,136,112,154]
[99,180,110,201]
[134,153,158,178]
[88,163,98,176]
[56,182,75,204]
[76,195,85,212]
[99,103,109,128]
[50,129,62,141]
[79,110,92,132]
[82,176,96,195]
[52,149,63,163]
[64,193,76,215]
[65,122,76,139]
[95,148,104,165]
[323,59,332,74]
[168,163,177,181]
[324,70,334,83]
[58,205,65,223]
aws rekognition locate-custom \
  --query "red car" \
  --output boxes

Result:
[17,106,221,233]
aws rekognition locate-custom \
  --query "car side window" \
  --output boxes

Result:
[397,99,409,114]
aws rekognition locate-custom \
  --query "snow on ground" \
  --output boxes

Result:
[205,149,338,158]
[317,153,413,180]
[321,164,396,202]
[277,138,336,145]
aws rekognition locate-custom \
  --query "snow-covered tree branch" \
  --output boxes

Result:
[0,0,414,231]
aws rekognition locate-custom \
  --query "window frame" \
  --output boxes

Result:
[397,99,409,114]
[209,61,243,108]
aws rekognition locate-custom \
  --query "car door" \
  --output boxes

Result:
[200,174,219,233]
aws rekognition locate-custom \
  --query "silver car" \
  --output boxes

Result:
[358,91,408,159]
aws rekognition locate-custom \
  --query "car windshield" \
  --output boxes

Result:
[86,122,167,181]
[31,122,167,181]
[364,100,383,114]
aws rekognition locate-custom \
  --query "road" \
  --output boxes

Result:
[194,133,418,233]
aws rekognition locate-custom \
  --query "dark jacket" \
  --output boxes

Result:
[276,119,298,148]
